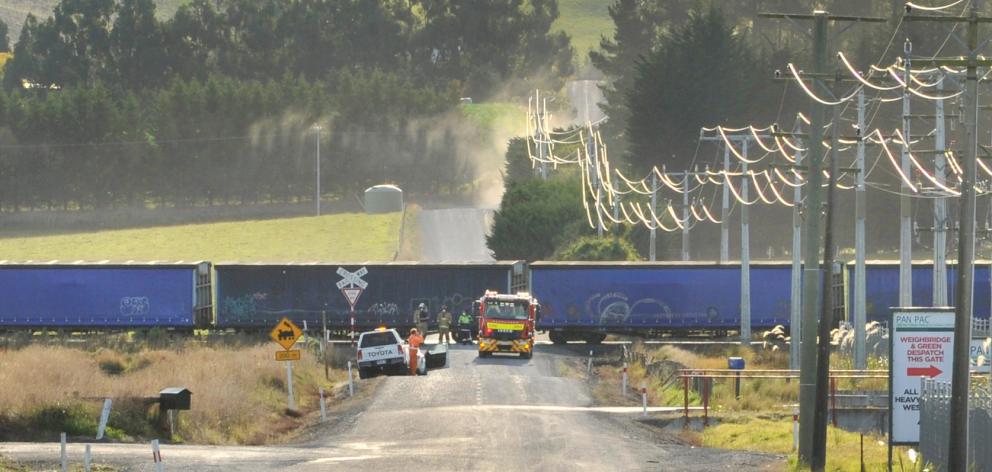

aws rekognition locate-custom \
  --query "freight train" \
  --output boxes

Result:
[0,260,988,341]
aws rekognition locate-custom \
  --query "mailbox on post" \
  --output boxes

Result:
[159,387,192,411]
[728,357,745,399]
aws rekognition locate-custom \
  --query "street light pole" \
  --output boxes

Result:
[313,125,322,216]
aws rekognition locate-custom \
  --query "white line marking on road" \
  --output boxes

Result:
[306,455,382,464]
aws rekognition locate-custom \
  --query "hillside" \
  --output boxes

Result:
[0,1,185,41]
[0,212,403,262]
[3,1,614,64]
[554,0,613,63]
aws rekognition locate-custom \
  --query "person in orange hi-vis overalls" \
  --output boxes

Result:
[408,328,424,375]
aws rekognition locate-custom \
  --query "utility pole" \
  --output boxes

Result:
[650,173,658,261]
[900,39,913,308]
[934,77,949,306]
[905,5,992,470]
[760,9,886,469]
[812,72,845,471]
[534,90,549,180]
[700,131,767,263]
[313,125,322,216]
[790,120,804,371]
[590,123,604,238]
[854,88,868,370]
[682,172,691,261]
[722,144,731,262]
[741,141,752,344]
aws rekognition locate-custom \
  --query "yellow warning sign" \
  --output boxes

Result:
[270,317,302,350]
[487,322,525,331]
[275,350,301,361]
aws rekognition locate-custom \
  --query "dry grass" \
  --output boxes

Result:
[0,344,344,444]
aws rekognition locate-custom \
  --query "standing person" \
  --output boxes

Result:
[408,328,424,348]
[437,305,453,344]
[414,303,429,338]
[457,309,474,341]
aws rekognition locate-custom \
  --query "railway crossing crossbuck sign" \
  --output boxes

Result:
[337,266,367,310]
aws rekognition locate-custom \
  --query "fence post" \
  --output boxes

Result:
[683,374,689,428]
[703,376,710,428]
[793,408,799,451]
[734,371,741,400]
[621,362,628,397]
[830,377,837,427]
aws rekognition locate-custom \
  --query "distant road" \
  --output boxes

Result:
[418,208,495,262]
[567,79,606,126]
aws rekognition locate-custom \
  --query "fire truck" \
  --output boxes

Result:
[474,290,540,359]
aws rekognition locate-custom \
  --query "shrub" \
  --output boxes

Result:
[553,235,641,261]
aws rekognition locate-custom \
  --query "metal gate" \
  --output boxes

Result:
[919,379,991,471]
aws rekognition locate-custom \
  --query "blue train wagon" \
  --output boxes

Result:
[846,261,992,324]
[213,262,522,331]
[0,261,212,331]
[529,262,792,342]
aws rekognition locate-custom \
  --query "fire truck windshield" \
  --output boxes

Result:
[484,300,529,320]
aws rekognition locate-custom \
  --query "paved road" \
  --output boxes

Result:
[566,79,606,126]
[418,208,494,262]
[0,346,779,471]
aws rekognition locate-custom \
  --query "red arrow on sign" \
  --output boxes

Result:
[907,365,942,378]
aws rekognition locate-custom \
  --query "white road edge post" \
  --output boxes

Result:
[319,388,327,422]
[347,361,355,397]
[84,444,92,472]
[641,383,648,417]
[622,362,628,397]
[60,432,67,472]
[587,350,593,375]
[96,398,112,440]
[151,439,163,472]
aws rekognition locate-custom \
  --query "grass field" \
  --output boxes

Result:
[0,212,402,262]
[459,102,527,134]
[555,0,613,62]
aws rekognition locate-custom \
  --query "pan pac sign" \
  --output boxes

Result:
[890,309,955,445]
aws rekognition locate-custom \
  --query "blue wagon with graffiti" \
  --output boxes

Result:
[213,262,522,331]
[0,262,212,330]
[530,262,792,342]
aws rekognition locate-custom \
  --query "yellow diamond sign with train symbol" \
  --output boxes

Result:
[270,317,302,351]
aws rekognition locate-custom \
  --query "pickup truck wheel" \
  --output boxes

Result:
[358,367,372,379]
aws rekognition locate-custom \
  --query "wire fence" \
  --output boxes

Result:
[919,378,992,471]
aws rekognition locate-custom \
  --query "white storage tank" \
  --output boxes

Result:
[364,184,403,213]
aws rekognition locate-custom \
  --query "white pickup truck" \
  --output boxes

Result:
[356,328,426,378]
